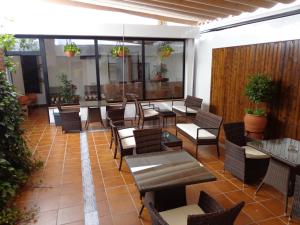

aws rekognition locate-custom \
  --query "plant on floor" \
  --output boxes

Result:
[57,73,77,103]
[111,45,130,58]
[64,42,81,58]
[0,33,42,225]
[0,34,16,74]
[244,73,274,134]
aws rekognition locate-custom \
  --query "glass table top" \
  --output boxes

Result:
[247,138,300,167]
[162,131,181,143]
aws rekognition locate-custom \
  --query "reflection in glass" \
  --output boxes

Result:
[98,40,142,102]
[144,41,184,100]
[12,38,40,51]
[45,39,97,105]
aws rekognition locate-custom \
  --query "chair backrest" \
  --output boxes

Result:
[194,110,223,137]
[291,175,300,219]
[107,107,125,124]
[134,99,143,119]
[122,97,127,108]
[187,201,245,225]
[60,111,80,122]
[185,95,203,109]
[147,202,169,225]
[223,122,246,146]
[87,107,101,122]
[133,128,162,154]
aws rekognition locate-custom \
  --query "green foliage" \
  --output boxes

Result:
[0,206,38,225]
[4,56,16,73]
[63,42,81,55]
[245,108,266,116]
[0,33,41,224]
[245,74,273,104]
[111,45,130,57]
[158,42,174,59]
[17,39,39,51]
[0,34,16,51]
[57,73,77,103]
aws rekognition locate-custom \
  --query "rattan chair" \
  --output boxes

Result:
[223,122,269,184]
[146,191,244,225]
[135,99,160,129]
[172,95,203,120]
[110,119,136,170]
[60,111,82,133]
[85,107,104,129]
[290,175,300,220]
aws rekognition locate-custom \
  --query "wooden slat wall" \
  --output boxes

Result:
[210,40,300,140]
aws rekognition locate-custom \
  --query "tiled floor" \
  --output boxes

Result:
[17,107,300,225]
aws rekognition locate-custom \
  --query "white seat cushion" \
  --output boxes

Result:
[176,123,216,140]
[121,137,136,149]
[172,105,197,114]
[159,204,204,225]
[243,146,270,159]
[144,109,159,117]
[118,127,136,139]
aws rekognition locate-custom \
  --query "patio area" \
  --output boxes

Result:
[16,107,299,225]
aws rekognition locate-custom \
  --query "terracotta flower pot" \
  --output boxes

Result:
[244,113,267,133]
[18,95,30,105]
[27,93,37,104]
[118,50,126,57]
[160,50,171,58]
[64,51,75,58]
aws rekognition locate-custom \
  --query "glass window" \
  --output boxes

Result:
[13,38,40,51]
[45,39,97,105]
[144,41,184,100]
[98,39,142,102]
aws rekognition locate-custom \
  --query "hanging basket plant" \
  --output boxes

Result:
[159,43,174,59]
[64,42,81,58]
[111,45,130,58]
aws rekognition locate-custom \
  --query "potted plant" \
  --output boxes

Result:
[111,45,130,57]
[64,42,80,58]
[57,73,77,103]
[159,43,174,59]
[244,73,273,133]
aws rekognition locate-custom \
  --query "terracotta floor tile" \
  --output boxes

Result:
[235,211,253,225]
[103,176,125,188]
[106,186,130,199]
[98,215,113,225]
[59,193,83,208]
[97,200,111,217]
[37,196,60,212]
[57,204,84,225]
[34,209,58,225]
[260,199,285,216]
[243,202,274,222]
[225,190,255,204]
[257,218,286,225]
[112,212,142,225]
[108,195,136,215]
[213,194,235,208]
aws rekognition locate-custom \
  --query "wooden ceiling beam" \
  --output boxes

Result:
[112,0,228,19]
[188,0,257,12]
[46,0,200,25]
[121,0,242,15]
[226,0,277,8]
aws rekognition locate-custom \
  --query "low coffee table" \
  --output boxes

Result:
[162,131,182,149]
[159,109,176,127]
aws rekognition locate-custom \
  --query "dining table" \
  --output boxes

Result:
[247,138,300,214]
[125,150,216,212]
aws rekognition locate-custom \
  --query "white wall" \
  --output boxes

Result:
[195,13,300,111]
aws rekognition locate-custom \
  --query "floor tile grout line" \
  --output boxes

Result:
[103,130,146,225]
[41,127,58,175]
[80,132,100,225]
[31,125,48,156]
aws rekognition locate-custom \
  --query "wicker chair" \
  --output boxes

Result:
[290,175,300,220]
[135,99,160,129]
[176,110,223,159]
[110,119,136,170]
[223,122,269,184]
[172,95,203,120]
[60,111,82,133]
[146,191,244,225]
[85,107,104,129]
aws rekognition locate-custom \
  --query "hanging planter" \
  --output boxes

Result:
[64,42,81,58]
[111,45,130,58]
[159,43,174,60]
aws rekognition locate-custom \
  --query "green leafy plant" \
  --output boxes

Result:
[158,42,174,59]
[111,45,129,58]
[18,39,39,51]
[57,73,77,103]
[64,42,80,55]
[0,33,42,224]
[244,74,273,116]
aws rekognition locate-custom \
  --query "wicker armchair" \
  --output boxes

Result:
[146,191,244,225]
[85,107,104,129]
[60,111,82,133]
[135,99,160,129]
[290,175,300,220]
[223,122,269,184]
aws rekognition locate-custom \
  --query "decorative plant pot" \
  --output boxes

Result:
[18,95,30,105]
[118,50,126,57]
[64,51,75,58]
[27,93,37,104]
[154,74,162,81]
[160,50,172,58]
[244,113,267,133]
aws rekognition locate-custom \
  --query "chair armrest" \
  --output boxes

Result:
[224,140,246,159]
[198,191,224,213]
[196,127,219,139]
[142,103,155,109]
[111,119,135,127]
[119,135,134,140]
[161,144,174,152]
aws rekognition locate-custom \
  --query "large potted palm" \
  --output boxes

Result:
[244,74,273,134]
